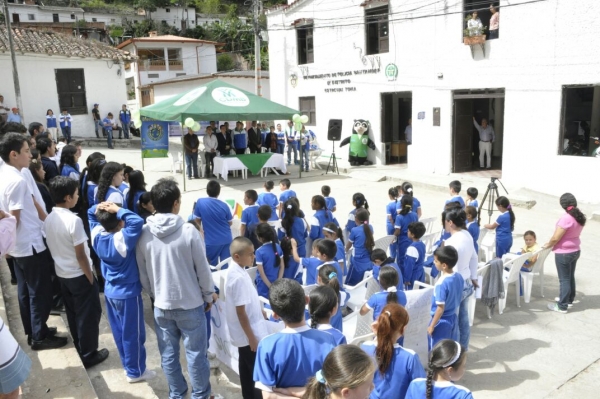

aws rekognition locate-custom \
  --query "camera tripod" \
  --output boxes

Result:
[477,177,508,225]
[326,140,339,175]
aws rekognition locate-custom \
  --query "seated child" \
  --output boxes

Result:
[520,230,539,271]
[255,223,285,298]
[253,279,337,394]
[465,206,480,255]
[257,180,278,221]
[321,185,337,212]
[403,222,427,290]
[317,264,348,332]
[240,189,259,237]
[428,246,464,351]
[323,222,346,276]
[371,248,404,291]
[406,340,472,399]
[361,266,407,321]
[466,187,479,209]
[308,285,346,346]
[444,180,465,209]
[362,303,426,399]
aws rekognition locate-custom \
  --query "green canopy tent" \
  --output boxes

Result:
[139,79,303,189]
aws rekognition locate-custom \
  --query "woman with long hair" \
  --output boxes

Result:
[95,162,125,207]
[126,170,147,214]
[59,144,80,180]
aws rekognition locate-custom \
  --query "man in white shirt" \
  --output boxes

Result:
[203,126,218,178]
[0,133,68,350]
[405,118,412,144]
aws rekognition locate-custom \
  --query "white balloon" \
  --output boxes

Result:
[132,110,140,119]
[192,122,201,131]
[292,114,301,123]
[300,115,309,124]
[185,117,195,128]
[134,120,142,129]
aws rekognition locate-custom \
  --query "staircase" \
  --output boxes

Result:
[0,259,242,398]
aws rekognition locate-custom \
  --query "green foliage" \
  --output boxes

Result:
[109,25,124,37]
[217,53,235,71]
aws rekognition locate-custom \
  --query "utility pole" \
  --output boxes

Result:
[3,0,24,122]
[252,0,262,97]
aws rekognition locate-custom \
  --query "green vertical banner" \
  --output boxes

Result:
[141,121,169,158]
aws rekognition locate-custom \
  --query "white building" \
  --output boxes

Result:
[6,3,144,26]
[0,27,133,137]
[117,33,220,110]
[266,0,600,202]
[196,13,248,26]
[147,7,197,30]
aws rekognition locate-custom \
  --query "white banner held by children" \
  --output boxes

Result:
[403,286,434,365]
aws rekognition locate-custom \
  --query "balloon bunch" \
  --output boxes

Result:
[131,110,142,129]
[184,117,201,132]
[292,114,309,132]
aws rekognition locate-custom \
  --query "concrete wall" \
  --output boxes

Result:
[0,54,127,138]
[266,0,600,202]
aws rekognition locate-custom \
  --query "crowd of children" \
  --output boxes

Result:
[1,118,550,399]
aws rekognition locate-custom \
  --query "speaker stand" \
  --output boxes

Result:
[326,141,339,175]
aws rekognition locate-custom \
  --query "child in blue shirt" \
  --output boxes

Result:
[316,264,348,332]
[394,196,419,265]
[95,162,126,207]
[240,189,260,238]
[253,279,337,394]
[428,246,465,351]
[278,178,296,218]
[321,185,336,212]
[193,180,233,266]
[371,248,404,291]
[344,192,368,240]
[484,196,515,259]
[444,180,465,209]
[361,303,426,399]
[59,109,72,143]
[403,222,427,290]
[406,340,472,399]
[345,209,375,286]
[255,223,284,298]
[291,238,330,286]
[361,266,407,321]
[257,180,279,221]
[466,187,479,209]
[465,206,480,255]
[386,187,399,258]
[308,285,346,346]
[309,195,338,241]
[89,202,154,382]
[279,199,307,283]
[400,182,423,218]
[323,222,346,276]
[59,145,80,180]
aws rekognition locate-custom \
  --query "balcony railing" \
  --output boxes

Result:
[168,59,183,71]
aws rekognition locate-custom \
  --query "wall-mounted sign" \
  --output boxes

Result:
[418,112,425,120]
[433,108,441,126]
[385,63,398,81]
[290,73,298,88]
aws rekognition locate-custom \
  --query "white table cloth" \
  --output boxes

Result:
[214,153,287,181]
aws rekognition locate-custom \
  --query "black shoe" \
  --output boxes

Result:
[27,326,58,346]
[31,334,68,351]
[108,146,114,149]
[83,348,109,368]
[10,278,17,285]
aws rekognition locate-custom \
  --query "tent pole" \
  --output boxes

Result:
[181,130,187,192]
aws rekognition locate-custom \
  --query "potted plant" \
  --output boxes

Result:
[463,14,487,45]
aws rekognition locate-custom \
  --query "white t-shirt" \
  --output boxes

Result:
[225,261,268,347]
[0,164,46,257]
[444,229,478,281]
[43,207,91,279]
[21,168,47,216]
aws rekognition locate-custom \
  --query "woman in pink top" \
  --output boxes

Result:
[542,193,586,313]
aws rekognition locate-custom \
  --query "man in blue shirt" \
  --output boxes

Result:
[119,105,131,139]
[7,107,21,124]
[101,113,122,149]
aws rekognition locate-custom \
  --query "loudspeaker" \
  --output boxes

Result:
[327,119,342,141]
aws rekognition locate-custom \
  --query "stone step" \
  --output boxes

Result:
[0,260,98,398]
[73,137,141,149]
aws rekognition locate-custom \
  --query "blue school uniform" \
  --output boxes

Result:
[345,208,359,233]
[406,379,474,399]
[372,258,404,291]
[334,238,347,276]
[403,241,426,289]
[86,183,97,207]
[96,185,126,207]
[324,197,336,211]
[429,273,464,351]
[361,342,426,399]
[394,212,419,264]
[279,189,297,205]
[128,190,145,215]
[279,217,308,283]
[467,221,480,255]
[395,197,421,216]
[316,324,346,346]
[255,242,283,298]
[366,290,408,321]
[444,195,465,209]
[193,197,233,266]
[46,114,57,128]
[301,257,324,286]
[330,290,348,332]
[88,206,147,378]
[495,211,513,258]
[257,192,279,221]
[386,200,399,257]
[241,204,260,227]
[468,199,479,209]
[276,131,286,145]
[346,224,374,286]
[253,325,337,391]
[60,164,80,180]
[309,209,338,240]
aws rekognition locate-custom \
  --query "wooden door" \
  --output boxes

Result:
[453,99,473,172]
[141,88,153,106]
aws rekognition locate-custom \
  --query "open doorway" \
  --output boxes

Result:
[452,89,505,172]
[381,92,412,164]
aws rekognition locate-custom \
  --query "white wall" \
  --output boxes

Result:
[267,0,600,202]
[152,77,271,104]
[0,54,127,138]
[7,4,144,25]
[151,7,196,28]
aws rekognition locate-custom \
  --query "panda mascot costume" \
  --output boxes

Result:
[340,119,376,166]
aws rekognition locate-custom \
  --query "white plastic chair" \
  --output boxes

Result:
[212,257,231,272]
[419,217,437,234]
[498,252,532,314]
[468,262,489,326]
[476,228,488,262]
[230,219,241,238]
[197,150,206,178]
[480,229,496,263]
[344,273,374,311]
[374,235,395,254]
[309,138,323,170]
[422,231,439,257]
[345,308,374,346]
[246,266,257,286]
[169,150,183,174]
[520,247,552,303]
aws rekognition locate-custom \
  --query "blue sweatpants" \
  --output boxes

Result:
[496,235,513,259]
[105,294,147,378]
[346,256,373,286]
[428,314,457,352]
[206,244,231,268]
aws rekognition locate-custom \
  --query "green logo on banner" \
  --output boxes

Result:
[385,63,398,81]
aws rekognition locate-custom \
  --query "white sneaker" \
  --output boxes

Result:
[127,369,157,383]
[554,297,574,307]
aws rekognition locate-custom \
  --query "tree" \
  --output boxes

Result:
[217,53,235,71]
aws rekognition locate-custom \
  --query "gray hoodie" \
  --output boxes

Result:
[136,213,214,310]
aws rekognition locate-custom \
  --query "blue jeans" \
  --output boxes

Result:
[276,143,285,154]
[61,126,72,143]
[457,278,474,350]
[154,306,211,399]
[106,128,113,148]
[185,153,199,178]
[287,142,298,163]
[555,251,580,311]
[122,122,130,139]
[299,147,309,170]
[94,120,100,137]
